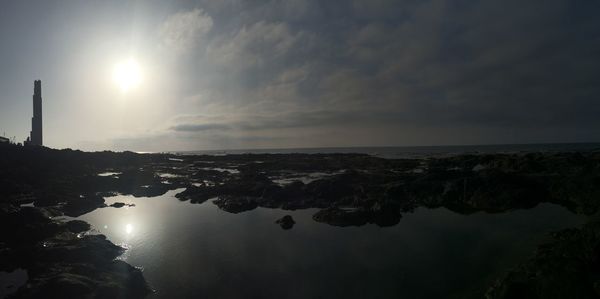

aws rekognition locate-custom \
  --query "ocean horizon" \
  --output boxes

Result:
[172,142,600,159]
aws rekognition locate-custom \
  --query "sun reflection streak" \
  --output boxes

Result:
[126,223,134,234]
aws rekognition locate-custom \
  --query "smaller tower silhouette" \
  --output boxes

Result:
[29,80,43,146]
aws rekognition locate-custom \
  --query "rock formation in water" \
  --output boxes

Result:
[275,215,295,229]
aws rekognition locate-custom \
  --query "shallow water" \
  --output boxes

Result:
[271,171,344,186]
[97,172,121,177]
[77,190,584,298]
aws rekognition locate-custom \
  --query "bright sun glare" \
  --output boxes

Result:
[113,59,142,92]
[125,223,133,234]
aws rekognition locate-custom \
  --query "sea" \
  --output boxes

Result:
[176,142,600,159]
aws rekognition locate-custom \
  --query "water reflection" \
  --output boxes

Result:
[125,223,134,235]
[77,190,585,298]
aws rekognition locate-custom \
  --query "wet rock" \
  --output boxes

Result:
[0,207,60,246]
[96,191,119,198]
[275,215,296,230]
[486,220,600,299]
[0,203,20,214]
[65,220,90,233]
[62,194,106,217]
[261,181,310,209]
[0,206,151,299]
[131,183,170,198]
[213,195,258,213]
[222,173,276,197]
[304,171,363,203]
[175,185,219,204]
[14,260,151,299]
[192,168,228,182]
[109,202,135,208]
[38,235,124,264]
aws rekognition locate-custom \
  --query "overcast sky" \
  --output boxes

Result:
[0,0,598,151]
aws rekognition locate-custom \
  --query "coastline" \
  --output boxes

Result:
[1,143,600,297]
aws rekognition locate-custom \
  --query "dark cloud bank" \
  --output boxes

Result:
[157,0,600,150]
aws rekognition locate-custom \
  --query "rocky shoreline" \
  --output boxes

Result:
[1,143,600,298]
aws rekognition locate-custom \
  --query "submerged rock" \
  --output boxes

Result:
[275,215,296,230]
[109,202,135,208]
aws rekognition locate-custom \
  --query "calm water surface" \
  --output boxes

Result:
[77,190,584,298]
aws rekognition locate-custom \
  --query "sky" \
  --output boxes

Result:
[0,0,599,152]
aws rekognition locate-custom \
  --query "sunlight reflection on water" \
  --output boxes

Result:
[76,189,585,298]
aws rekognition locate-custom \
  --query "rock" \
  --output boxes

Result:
[38,235,124,265]
[175,185,219,204]
[110,202,125,208]
[275,215,295,230]
[486,220,600,299]
[131,183,170,197]
[0,207,60,246]
[213,195,258,213]
[14,261,151,299]
[65,220,90,233]
[109,202,135,208]
[62,194,106,217]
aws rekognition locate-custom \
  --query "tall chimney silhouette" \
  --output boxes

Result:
[30,80,43,146]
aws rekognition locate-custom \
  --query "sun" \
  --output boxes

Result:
[112,59,142,92]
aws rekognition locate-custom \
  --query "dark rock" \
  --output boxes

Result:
[213,195,258,213]
[175,185,219,204]
[222,173,276,197]
[131,183,170,197]
[14,260,151,299]
[275,215,296,230]
[487,220,600,299]
[62,194,106,217]
[109,202,135,208]
[0,207,60,246]
[38,235,124,265]
[65,220,90,233]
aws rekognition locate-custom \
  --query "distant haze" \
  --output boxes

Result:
[0,1,598,151]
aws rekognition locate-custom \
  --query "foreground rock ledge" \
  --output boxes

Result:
[486,219,600,299]
[0,205,151,299]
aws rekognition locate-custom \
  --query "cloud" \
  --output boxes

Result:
[121,0,600,150]
[159,8,213,54]
[206,21,308,72]
[171,123,231,132]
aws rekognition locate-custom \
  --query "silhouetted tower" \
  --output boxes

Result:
[30,80,43,146]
